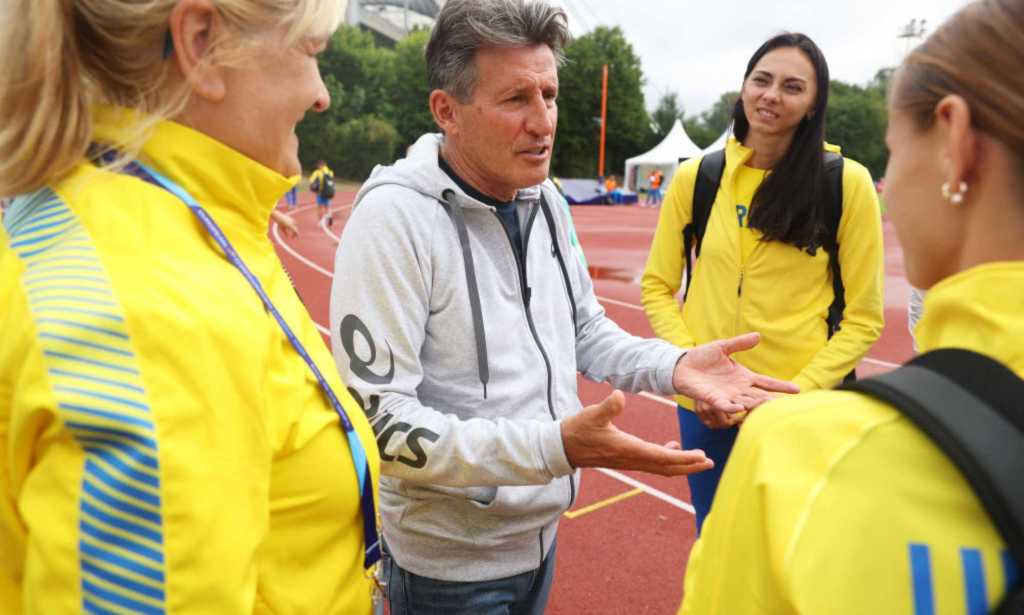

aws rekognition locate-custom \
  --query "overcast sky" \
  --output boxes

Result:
[547,0,970,116]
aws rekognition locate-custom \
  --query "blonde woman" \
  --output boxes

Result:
[0,0,380,613]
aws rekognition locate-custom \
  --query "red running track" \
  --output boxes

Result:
[271,191,913,614]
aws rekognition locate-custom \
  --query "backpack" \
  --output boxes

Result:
[840,348,1024,614]
[682,150,845,337]
[318,171,336,199]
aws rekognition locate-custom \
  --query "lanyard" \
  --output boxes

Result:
[118,156,380,570]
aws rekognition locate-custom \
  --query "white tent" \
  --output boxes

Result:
[702,125,732,153]
[624,120,703,192]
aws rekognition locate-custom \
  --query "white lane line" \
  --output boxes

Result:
[862,357,900,369]
[272,221,333,277]
[639,391,676,407]
[597,296,644,312]
[271,202,352,279]
[321,217,341,241]
[595,468,695,515]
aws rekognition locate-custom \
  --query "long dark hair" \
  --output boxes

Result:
[734,33,831,252]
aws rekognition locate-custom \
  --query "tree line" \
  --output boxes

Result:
[300,25,890,183]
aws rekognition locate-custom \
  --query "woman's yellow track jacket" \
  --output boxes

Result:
[641,137,885,407]
[0,108,380,614]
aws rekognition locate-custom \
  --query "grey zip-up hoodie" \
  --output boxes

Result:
[330,134,686,582]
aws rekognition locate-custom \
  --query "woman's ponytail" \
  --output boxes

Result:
[0,0,92,197]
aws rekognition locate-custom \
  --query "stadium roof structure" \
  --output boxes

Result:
[360,0,440,16]
[347,0,442,44]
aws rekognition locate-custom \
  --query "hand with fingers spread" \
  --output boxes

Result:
[673,332,799,414]
[561,390,714,476]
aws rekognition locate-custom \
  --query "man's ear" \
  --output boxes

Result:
[429,89,462,137]
[168,0,226,103]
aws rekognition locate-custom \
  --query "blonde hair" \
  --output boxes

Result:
[0,0,346,197]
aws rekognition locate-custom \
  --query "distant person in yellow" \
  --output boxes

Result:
[641,32,885,531]
[0,0,381,614]
[681,0,1023,612]
[309,158,337,226]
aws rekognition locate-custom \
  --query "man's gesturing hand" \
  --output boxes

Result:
[561,391,714,477]
[673,332,800,414]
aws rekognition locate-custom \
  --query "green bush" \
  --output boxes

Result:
[332,116,400,181]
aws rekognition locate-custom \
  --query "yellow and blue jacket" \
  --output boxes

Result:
[680,262,1024,614]
[0,107,380,614]
[309,166,335,195]
[641,137,885,407]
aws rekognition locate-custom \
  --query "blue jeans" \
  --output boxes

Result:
[384,540,557,615]
[678,405,739,533]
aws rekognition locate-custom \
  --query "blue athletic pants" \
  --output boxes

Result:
[677,405,739,533]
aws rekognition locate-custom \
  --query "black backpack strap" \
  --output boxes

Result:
[683,149,725,300]
[822,152,845,339]
[538,192,578,336]
[840,348,1024,614]
[822,153,855,382]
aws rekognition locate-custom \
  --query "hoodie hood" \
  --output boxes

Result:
[353,133,543,212]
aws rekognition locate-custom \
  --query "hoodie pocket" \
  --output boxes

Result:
[397,482,497,506]
[467,481,568,518]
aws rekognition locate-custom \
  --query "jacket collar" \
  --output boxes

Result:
[92,105,297,237]
[722,135,844,182]
[916,262,1024,373]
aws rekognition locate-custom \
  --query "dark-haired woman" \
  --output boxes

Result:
[680,1,1024,611]
[641,33,884,530]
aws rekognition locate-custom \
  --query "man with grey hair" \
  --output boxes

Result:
[330,0,797,611]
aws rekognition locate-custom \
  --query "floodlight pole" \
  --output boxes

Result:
[598,63,608,178]
[897,18,927,57]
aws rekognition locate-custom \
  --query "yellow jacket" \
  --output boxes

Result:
[641,137,884,406]
[0,107,380,614]
[680,262,1023,614]
[309,166,334,193]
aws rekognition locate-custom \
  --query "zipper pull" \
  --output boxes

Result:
[737,271,744,297]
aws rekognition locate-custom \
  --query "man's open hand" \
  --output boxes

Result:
[562,391,714,476]
[673,332,799,414]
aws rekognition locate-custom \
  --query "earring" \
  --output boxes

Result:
[941,181,968,204]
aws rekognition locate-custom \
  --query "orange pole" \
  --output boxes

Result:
[598,63,608,178]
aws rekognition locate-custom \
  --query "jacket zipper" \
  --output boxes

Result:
[735,268,744,333]
[493,206,576,510]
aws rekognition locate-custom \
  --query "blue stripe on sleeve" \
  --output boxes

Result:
[909,543,935,615]
[961,547,989,615]
[14,185,165,613]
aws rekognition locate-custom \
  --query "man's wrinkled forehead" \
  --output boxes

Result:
[466,44,559,98]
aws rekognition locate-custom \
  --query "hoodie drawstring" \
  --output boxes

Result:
[442,191,490,399]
